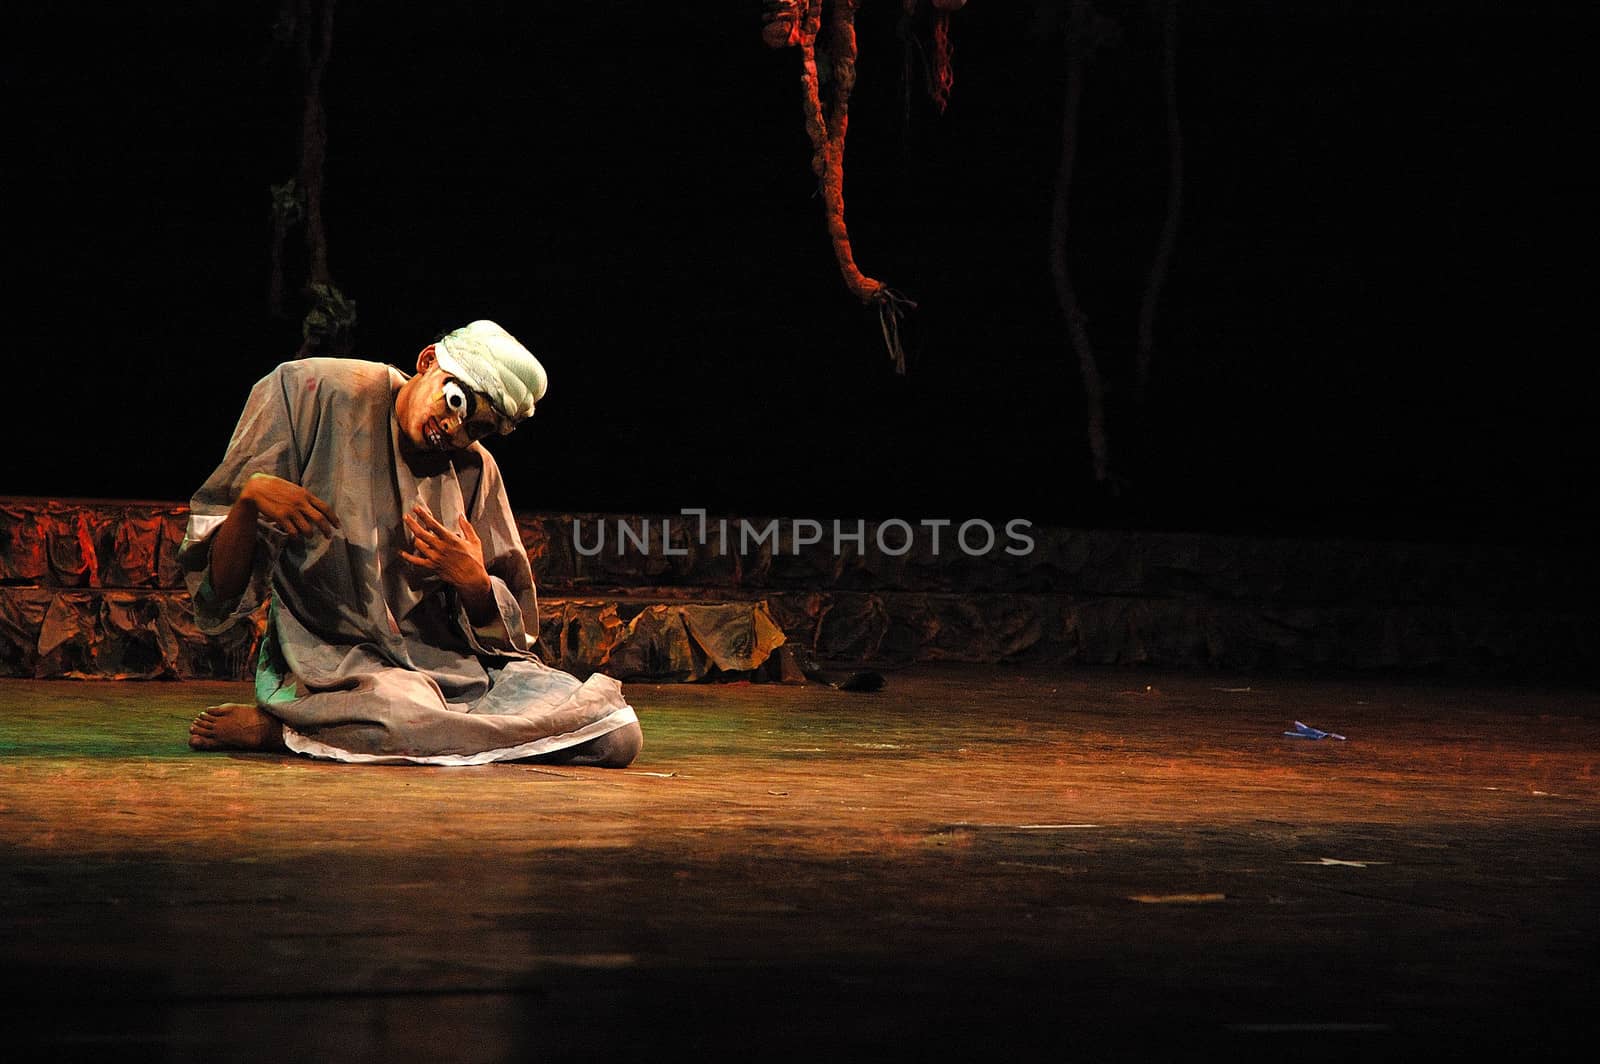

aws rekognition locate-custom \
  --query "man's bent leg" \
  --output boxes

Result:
[528,721,643,768]
[189,704,287,752]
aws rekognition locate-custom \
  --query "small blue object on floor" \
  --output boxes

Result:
[1285,720,1347,741]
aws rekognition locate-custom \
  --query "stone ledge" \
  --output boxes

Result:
[6,587,1586,682]
[0,499,188,590]
[536,599,785,682]
[0,588,789,683]
[3,499,1593,681]
[519,514,1592,607]
[0,588,261,681]
[4,499,1591,609]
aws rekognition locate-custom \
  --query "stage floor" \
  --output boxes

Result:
[3,666,1597,1061]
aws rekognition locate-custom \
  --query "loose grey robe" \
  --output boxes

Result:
[180,358,636,764]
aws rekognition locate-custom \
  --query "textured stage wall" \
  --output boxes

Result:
[2,498,1590,683]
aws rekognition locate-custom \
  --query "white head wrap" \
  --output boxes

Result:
[433,320,548,432]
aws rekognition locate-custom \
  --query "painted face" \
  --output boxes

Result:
[401,355,505,453]
[420,374,502,451]
[400,345,521,453]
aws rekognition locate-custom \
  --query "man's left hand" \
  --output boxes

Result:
[400,504,491,601]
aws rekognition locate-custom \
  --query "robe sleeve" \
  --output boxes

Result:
[455,448,541,658]
[178,367,302,635]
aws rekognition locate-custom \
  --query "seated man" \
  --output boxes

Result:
[182,320,642,767]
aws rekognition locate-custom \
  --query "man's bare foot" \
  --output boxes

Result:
[188,703,286,752]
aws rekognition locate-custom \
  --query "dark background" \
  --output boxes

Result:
[7,2,1591,543]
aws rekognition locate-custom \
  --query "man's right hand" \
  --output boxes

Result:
[240,473,340,539]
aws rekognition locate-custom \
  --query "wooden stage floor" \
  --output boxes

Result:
[3,666,1597,1061]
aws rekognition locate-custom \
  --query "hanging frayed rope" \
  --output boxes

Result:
[925,1,964,113]
[876,287,917,374]
[763,0,967,373]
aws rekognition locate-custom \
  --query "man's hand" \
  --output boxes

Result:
[209,473,338,600]
[240,473,340,539]
[400,503,492,602]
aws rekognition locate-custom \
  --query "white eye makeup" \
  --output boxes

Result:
[436,378,499,442]
[438,379,481,435]
[442,380,471,419]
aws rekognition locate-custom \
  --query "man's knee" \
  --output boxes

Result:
[535,721,642,768]
[593,720,643,768]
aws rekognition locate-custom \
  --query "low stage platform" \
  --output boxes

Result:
[3,666,1597,1060]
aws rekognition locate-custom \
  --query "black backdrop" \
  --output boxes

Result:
[8,2,1591,543]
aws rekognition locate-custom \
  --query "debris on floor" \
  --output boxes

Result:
[1285,720,1347,740]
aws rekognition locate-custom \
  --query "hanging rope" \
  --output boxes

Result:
[927,0,965,113]
[764,0,942,373]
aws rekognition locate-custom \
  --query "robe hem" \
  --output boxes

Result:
[281,704,639,766]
